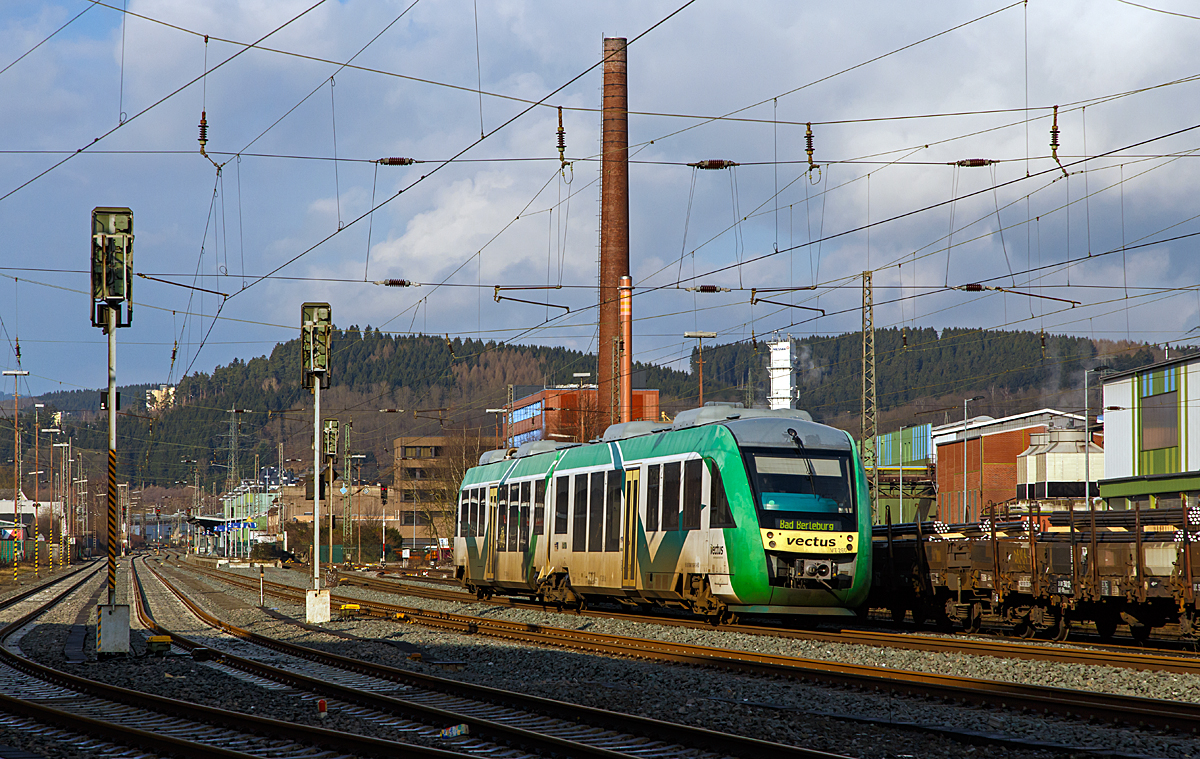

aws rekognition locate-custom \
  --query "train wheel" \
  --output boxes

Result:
[1050,615,1071,642]
[891,606,907,625]
[963,603,983,634]
[1130,623,1152,644]
[1011,620,1035,639]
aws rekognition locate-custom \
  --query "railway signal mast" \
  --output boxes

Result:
[301,302,332,623]
[91,206,134,654]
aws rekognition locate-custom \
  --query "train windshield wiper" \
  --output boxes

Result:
[785,428,820,496]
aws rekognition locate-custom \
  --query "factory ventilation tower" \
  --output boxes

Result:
[767,339,796,410]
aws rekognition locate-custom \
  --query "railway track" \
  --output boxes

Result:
[139,556,842,759]
[0,559,464,759]
[185,558,1200,734]
[336,569,1200,677]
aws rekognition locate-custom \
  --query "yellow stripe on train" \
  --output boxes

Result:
[760,529,857,554]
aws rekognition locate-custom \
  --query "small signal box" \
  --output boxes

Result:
[301,302,332,388]
[91,207,134,328]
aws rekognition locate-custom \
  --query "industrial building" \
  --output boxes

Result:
[505,386,660,446]
[931,409,1086,523]
[1100,354,1200,509]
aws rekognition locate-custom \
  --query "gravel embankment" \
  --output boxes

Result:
[183,562,1199,759]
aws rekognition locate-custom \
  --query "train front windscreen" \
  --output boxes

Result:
[743,448,857,531]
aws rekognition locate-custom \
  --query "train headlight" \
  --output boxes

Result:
[768,541,776,548]
[766,532,774,539]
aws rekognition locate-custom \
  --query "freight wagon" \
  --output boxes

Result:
[872,505,1200,641]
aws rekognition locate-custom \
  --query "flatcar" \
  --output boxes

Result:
[453,404,871,621]
[871,505,1200,641]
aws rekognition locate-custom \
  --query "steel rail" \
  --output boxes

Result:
[144,557,845,759]
[0,561,462,759]
[190,560,1200,733]
[338,571,1200,677]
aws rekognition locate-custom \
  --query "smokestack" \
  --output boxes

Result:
[599,37,629,429]
[619,275,633,423]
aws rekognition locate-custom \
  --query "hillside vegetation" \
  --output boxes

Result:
[5,326,1175,492]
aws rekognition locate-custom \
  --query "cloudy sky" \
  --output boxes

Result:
[2,0,1199,397]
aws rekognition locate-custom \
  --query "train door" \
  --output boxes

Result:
[622,467,641,589]
[484,485,499,581]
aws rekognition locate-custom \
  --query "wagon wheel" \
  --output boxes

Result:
[1049,613,1071,642]
[1010,620,1035,639]
[962,603,983,634]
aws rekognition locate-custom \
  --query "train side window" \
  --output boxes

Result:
[708,460,736,528]
[497,486,508,551]
[588,471,605,552]
[473,488,482,536]
[572,474,588,550]
[682,459,703,530]
[519,481,531,551]
[534,480,547,536]
[605,470,622,552]
[645,465,660,532]
[661,461,681,531]
[508,484,520,552]
[459,491,469,537]
[554,476,570,535]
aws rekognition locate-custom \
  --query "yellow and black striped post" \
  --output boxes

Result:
[107,448,118,602]
[33,518,38,578]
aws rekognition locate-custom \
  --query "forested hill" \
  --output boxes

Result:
[6,326,1176,491]
[13,331,697,491]
[694,327,1169,423]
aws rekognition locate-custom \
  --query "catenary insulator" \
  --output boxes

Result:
[962,283,984,292]
[198,111,208,156]
[686,284,731,293]
[805,123,817,171]
[556,106,566,166]
[953,159,995,167]
[376,279,414,287]
[377,157,415,166]
[688,159,738,170]
[1049,105,1067,178]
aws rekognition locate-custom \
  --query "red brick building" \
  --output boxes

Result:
[507,386,660,446]
[933,410,1084,523]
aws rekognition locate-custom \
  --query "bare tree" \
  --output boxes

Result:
[421,426,495,547]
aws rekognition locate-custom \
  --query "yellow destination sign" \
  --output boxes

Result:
[759,529,857,555]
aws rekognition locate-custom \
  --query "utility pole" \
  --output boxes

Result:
[860,271,878,522]
[323,418,339,571]
[342,421,351,558]
[91,206,133,654]
[684,332,716,407]
[301,303,332,623]
[33,404,41,570]
[4,370,28,582]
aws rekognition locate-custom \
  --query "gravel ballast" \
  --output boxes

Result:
[165,560,1200,759]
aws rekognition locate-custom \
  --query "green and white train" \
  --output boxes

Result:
[453,405,871,620]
